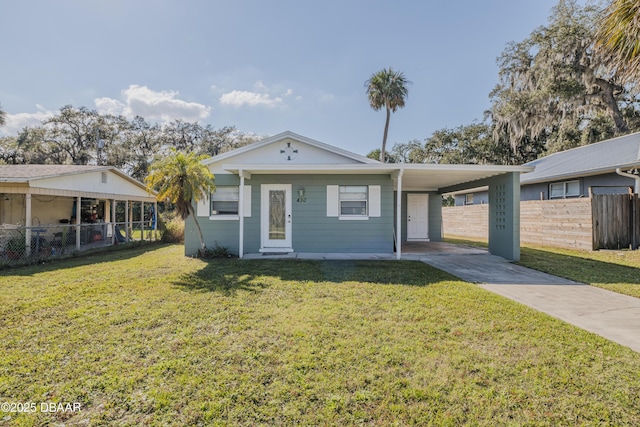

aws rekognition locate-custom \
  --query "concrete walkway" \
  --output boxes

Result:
[418,251,640,353]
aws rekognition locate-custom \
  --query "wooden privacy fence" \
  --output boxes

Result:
[443,198,596,251]
[592,194,640,250]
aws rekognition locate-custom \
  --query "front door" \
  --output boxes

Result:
[407,193,429,241]
[261,184,292,251]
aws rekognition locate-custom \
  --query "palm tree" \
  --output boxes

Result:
[596,0,640,83]
[365,68,410,162]
[145,148,215,252]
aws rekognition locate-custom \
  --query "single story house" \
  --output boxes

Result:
[453,132,640,206]
[0,165,156,255]
[185,132,532,260]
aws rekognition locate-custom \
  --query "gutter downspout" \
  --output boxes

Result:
[616,168,640,194]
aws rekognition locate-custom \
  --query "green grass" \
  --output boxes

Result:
[445,235,640,299]
[2,245,640,426]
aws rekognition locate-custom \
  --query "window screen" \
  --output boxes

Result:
[211,186,239,215]
[339,186,367,216]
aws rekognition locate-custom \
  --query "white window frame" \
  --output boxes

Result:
[465,193,474,205]
[549,180,580,199]
[208,185,252,220]
[327,185,381,220]
[339,185,368,218]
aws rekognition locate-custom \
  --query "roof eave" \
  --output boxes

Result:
[223,163,533,172]
[521,161,640,185]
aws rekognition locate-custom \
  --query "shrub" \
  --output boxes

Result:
[198,242,233,258]
[159,211,184,243]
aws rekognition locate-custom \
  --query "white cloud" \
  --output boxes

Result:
[0,105,54,136]
[219,80,292,108]
[95,85,211,122]
[94,97,125,115]
[220,90,283,108]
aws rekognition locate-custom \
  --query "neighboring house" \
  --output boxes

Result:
[185,132,532,260]
[0,165,156,255]
[453,132,640,206]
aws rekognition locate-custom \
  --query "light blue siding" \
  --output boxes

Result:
[185,174,240,255]
[395,191,442,242]
[487,172,520,261]
[186,173,395,256]
[428,194,443,242]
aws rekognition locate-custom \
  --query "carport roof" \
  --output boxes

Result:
[222,163,533,191]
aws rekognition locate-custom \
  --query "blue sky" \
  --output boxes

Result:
[1,0,575,156]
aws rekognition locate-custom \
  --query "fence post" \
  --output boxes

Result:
[111,199,116,245]
[76,196,81,251]
[25,194,32,256]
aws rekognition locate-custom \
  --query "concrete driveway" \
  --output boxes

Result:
[418,250,640,353]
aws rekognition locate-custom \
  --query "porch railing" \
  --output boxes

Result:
[0,221,158,265]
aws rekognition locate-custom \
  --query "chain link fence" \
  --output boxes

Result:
[0,222,159,268]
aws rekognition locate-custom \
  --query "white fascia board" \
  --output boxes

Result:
[222,163,398,174]
[400,164,535,173]
[223,163,534,175]
[399,186,439,192]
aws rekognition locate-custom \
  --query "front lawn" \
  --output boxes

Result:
[1,244,640,426]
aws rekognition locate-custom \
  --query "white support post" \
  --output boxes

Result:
[25,193,32,256]
[141,201,145,241]
[111,199,116,245]
[129,201,133,240]
[396,169,403,260]
[239,170,245,259]
[125,200,130,241]
[76,196,81,250]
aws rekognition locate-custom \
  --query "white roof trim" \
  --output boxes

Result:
[521,161,640,185]
[222,163,533,192]
[203,131,379,165]
[0,166,113,183]
[222,163,534,174]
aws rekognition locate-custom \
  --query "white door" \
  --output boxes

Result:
[261,184,292,251]
[407,194,429,241]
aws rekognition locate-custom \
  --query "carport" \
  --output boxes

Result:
[394,164,533,261]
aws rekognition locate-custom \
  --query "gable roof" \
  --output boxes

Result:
[0,164,152,193]
[0,165,111,181]
[522,132,640,184]
[202,131,379,165]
